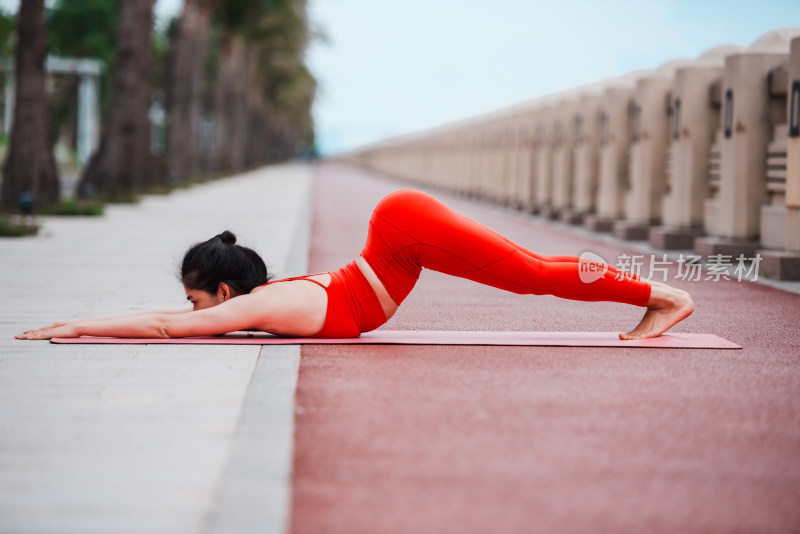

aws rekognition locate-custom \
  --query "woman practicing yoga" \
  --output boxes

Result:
[16,189,694,341]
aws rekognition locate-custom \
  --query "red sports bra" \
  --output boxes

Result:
[262,261,387,338]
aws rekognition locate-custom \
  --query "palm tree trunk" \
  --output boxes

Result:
[78,0,155,199]
[1,0,59,211]
[213,34,249,174]
[232,44,256,171]
[166,0,215,184]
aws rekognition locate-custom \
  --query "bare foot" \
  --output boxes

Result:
[648,280,694,304]
[619,284,694,340]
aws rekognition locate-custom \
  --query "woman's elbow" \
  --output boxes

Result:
[155,316,175,338]
[157,315,215,339]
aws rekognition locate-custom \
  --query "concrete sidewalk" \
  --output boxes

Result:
[0,163,313,534]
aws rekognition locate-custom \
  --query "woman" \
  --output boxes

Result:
[16,189,694,341]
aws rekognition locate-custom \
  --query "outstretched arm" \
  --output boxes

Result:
[23,308,193,334]
[16,294,269,340]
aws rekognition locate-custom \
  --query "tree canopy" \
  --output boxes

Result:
[1,0,318,210]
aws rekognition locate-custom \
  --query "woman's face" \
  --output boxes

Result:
[184,286,223,311]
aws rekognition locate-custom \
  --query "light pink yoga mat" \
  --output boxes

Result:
[50,330,740,349]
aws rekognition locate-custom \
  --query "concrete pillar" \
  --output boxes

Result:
[586,81,635,232]
[489,123,506,202]
[435,135,447,188]
[465,129,477,197]
[570,87,604,223]
[452,132,465,192]
[696,36,795,257]
[757,64,789,251]
[515,114,535,210]
[717,54,784,238]
[650,47,742,249]
[508,120,523,207]
[659,67,721,236]
[448,133,459,191]
[450,134,461,193]
[413,141,425,184]
[422,141,434,185]
[759,35,800,279]
[502,114,532,209]
[788,43,800,255]
[454,132,468,195]
[550,99,577,216]
[614,74,673,240]
[2,56,102,164]
[149,99,165,155]
[478,129,493,199]
[77,71,99,165]
[532,105,555,216]
[500,121,516,205]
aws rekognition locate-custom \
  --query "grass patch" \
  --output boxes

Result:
[143,184,175,196]
[0,216,39,237]
[105,192,141,204]
[43,198,105,216]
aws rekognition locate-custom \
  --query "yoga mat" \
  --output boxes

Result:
[50,330,741,349]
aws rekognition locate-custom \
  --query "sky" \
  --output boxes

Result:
[305,0,800,155]
[2,0,799,155]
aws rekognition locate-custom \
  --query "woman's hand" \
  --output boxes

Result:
[22,321,70,333]
[16,323,78,340]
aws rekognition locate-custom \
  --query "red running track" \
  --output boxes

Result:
[289,163,800,534]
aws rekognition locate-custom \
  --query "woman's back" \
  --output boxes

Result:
[249,279,329,336]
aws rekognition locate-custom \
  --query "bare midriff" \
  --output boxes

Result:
[300,256,398,322]
[355,256,399,321]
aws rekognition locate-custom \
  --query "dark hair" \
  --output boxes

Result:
[180,230,271,295]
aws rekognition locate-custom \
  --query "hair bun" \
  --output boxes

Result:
[216,230,237,245]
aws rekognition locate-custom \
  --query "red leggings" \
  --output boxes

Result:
[361,190,651,308]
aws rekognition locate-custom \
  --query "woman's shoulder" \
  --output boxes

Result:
[254,273,332,290]
[245,274,329,336]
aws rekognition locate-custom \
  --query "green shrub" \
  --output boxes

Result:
[0,217,39,237]
[43,198,105,216]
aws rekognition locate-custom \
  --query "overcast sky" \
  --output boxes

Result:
[2,0,799,155]
[305,0,800,155]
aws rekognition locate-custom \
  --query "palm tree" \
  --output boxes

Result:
[166,0,217,184]
[78,0,155,199]
[212,32,250,173]
[164,0,316,182]
[1,0,60,211]
[215,0,316,169]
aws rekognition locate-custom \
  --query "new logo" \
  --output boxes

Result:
[578,251,609,283]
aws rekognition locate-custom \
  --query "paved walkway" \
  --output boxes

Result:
[290,163,800,534]
[3,162,800,533]
[0,163,313,534]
